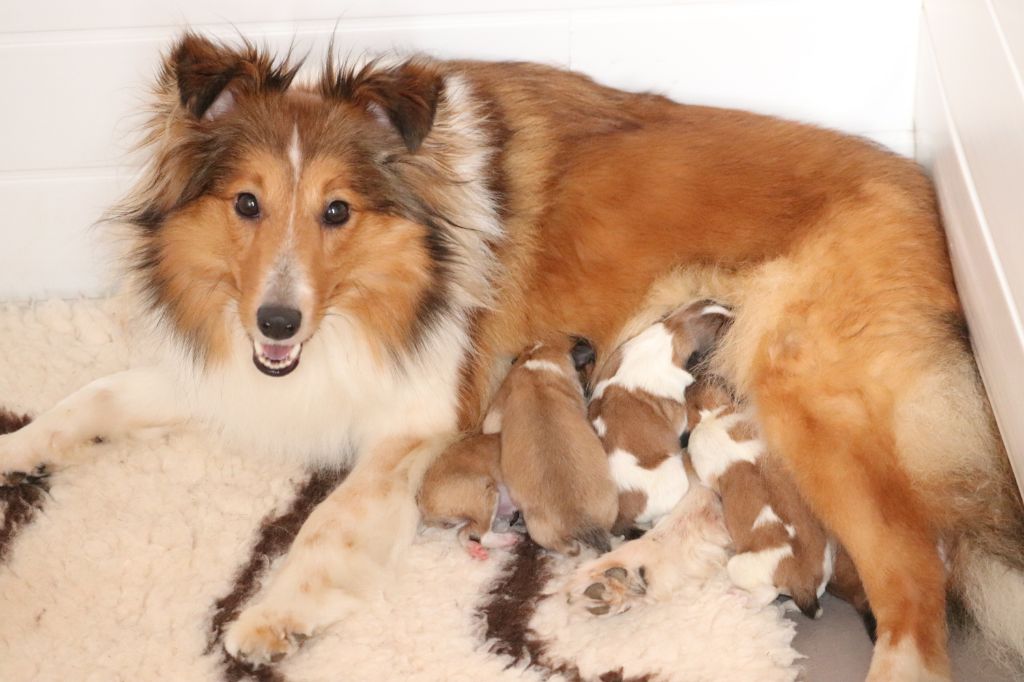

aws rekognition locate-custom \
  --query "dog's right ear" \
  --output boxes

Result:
[166,33,301,120]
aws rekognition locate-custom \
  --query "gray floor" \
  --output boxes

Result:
[789,595,1018,681]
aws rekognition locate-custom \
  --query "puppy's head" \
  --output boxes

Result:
[418,433,504,539]
[662,299,734,374]
[113,33,453,375]
[511,335,593,391]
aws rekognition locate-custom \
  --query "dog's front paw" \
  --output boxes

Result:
[566,560,649,617]
[0,428,53,487]
[223,604,312,666]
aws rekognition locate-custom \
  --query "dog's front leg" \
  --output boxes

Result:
[0,366,184,482]
[223,435,446,665]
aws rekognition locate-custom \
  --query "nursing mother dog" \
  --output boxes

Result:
[1,33,1022,680]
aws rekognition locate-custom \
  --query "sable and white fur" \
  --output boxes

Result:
[483,339,617,555]
[417,433,520,560]
[0,31,1021,679]
[686,375,835,619]
[589,300,732,533]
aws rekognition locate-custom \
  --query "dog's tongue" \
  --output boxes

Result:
[260,344,294,361]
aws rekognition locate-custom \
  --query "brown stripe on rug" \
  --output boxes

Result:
[207,466,348,682]
[0,409,50,566]
[478,539,652,682]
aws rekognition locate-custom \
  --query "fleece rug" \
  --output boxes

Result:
[0,297,800,682]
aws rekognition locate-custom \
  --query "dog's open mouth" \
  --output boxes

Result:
[252,341,302,377]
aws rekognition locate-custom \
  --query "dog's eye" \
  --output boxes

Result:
[323,200,350,227]
[234,193,260,219]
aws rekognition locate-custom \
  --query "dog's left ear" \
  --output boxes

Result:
[323,59,443,152]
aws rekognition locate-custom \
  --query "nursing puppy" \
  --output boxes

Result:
[417,433,521,560]
[589,300,731,534]
[686,375,833,618]
[483,338,617,555]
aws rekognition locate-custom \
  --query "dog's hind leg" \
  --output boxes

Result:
[223,434,448,665]
[0,366,184,482]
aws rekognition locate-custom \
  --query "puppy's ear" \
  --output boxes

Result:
[167,32,301,120]
[322,58,443,152]
[682,300,734,352]
[570,337,597,372]
[570,336,597,390]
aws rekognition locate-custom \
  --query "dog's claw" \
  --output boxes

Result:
[604,567,628,581]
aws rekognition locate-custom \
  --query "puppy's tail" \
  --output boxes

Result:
[575,525,612,554]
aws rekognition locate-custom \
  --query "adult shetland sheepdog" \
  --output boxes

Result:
[1,33,1022,679]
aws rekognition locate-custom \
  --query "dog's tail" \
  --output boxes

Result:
[949,537,1024,672]
[947,454,1024,673]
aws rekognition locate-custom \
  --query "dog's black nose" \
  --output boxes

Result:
[257,305,302,340]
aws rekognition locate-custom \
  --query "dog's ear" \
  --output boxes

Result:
[322,58,443,152]
[167,32,301,121]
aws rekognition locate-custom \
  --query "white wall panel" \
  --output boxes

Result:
[0,172,130,296]
[916,2,1024,490]
[0,14,573,173]
[570,0,919,136]
[0,1,921,299]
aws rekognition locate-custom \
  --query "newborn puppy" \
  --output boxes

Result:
[483,337,617,555]
[418,433,521,560]
[686,375,833,618]
[589,300,733,534]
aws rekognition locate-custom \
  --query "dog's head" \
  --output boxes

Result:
[113,34,463,377]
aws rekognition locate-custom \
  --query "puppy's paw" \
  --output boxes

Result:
[223,604,312,666]
[566,560,649,617]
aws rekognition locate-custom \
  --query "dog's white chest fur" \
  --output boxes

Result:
[175,314,468,464]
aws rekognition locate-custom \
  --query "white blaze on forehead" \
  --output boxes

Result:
[592,324,693,402]
[592,416,607,438]
[522,359,565,376]
[700,304,733,318]
[288,124,302,183]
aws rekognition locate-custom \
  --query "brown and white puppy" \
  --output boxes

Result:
[483,338,617,555]
[418,433,521,560]
[686,375,834,618]
[589,300,732,534]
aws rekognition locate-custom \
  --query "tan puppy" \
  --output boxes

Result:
[590,300,732,534]
[483,338,617,555]
[686,375,833,618]
[418,433,521,560]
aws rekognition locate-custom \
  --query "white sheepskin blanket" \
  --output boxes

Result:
[0,298,800,682]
